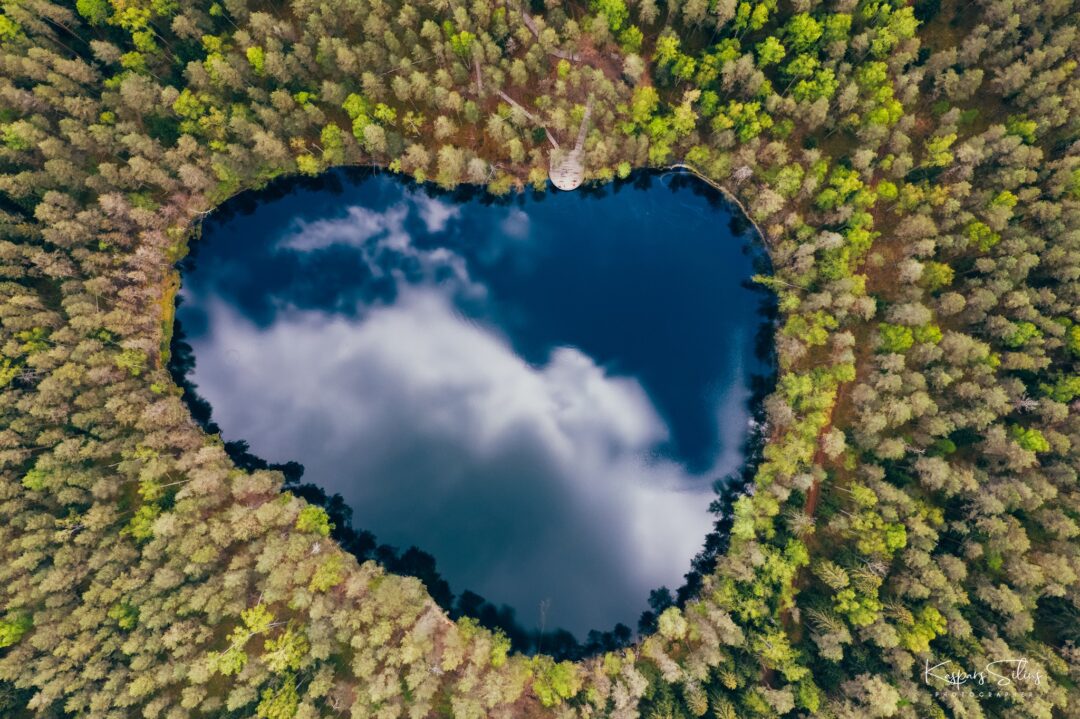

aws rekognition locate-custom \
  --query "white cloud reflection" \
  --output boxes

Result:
[279,203,408,251]
[194,289,719,634]
[499,207,531,239]
[277,197,485,303]
[409,191,461,232]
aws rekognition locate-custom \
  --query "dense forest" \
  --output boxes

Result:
[0,0,1077,717]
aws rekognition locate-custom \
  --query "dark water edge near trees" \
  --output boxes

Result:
[167,169,777,661]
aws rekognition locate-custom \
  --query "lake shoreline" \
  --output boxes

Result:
[169,167,777,659]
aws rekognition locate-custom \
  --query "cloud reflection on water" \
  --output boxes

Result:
[179,172,767,636]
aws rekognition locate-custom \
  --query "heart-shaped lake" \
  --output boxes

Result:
[172,169,772,653]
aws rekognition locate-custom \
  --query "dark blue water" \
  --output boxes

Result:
[174,169,771,640]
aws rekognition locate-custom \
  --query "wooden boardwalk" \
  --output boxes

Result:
[496,90,560,150]
[519,6,580,61]
[549,98,592,191]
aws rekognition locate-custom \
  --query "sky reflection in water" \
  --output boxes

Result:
[177,170,770,637]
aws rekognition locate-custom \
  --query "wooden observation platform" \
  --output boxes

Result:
[549,99,592,191]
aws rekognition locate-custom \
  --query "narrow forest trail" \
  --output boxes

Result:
[770,0,976,651]
[770,0,1037,665]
